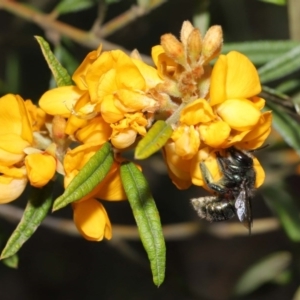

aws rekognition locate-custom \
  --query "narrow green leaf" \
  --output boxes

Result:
[258,44,300,84]
[262,185,300,242]
[135,120,172,160]
[2,254,18,269]
[259,0,286,5]
[35,36,72,87]
[233,251,291,296]
[120,162,166,286]
[54,0,97,15]
[265,101,300,156]
[54,45,79,76]
[222,40,299,65]
[0,183,54,260]
[53,142,114,211]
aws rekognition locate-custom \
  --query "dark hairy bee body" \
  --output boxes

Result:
[191,147,257,233]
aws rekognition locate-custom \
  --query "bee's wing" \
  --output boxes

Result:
[235,189,253,234]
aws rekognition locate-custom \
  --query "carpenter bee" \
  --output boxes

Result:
[191,147,257,233]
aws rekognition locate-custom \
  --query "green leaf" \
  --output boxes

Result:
[54,45,79,76]
[0,183,54,260]
[259,0,286,5]
[53,142,114,211]
[120,162,166,286]
[265,101,300,156]
[258,44,300,84]
[262,185,300,242]
[222,40,299,65]
[135,120,173,160]
[233,251,291,296]
[2,254,18,269]
[35,36,73,87]
[54,0,98,15]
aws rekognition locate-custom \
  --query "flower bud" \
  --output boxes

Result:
[201,25,223,64]
[180,20,195,46]
[161,34,187,67]
[187,28,202,64]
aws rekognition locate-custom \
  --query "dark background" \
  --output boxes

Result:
[0,1,298,299]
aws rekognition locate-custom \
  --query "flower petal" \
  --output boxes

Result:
[72,45,102,90]
[210,52,261,106]
[180,98,215,125]
[75,116,112,144]
[236,111,272,149]
[209,55,227,106]
[190,148,221,187]
[199,120,231,148]
[163,142,192,189]
[172,125,200,159]
[25,153,56,188]
[217,99,261,131]
[0,94,33,144]
[0,175,28,203]
[225,51,261,99]
[73,198,112,241]
[39,86,84,117]
[111,129,137,149]
[101,95,124,123]
[253,157,265,188]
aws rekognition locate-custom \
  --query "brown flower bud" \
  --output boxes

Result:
[52,115,67,143]
[161,33,187,67]
[187,28,202,65]
[180,20,195,46]
[201,25,223,64]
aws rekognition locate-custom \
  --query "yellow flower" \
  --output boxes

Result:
[73,198,112,241]
[63,142,127,240]
[210,51,261,106]
[0,95,31,202]
[0,94,56,202]
[39,48,161,149]
[24,153,56,188]
[0,94,33,166]
[157,35,271,189]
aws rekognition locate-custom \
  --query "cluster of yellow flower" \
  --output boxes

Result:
[0,21,272,241]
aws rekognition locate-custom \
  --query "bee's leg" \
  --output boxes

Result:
[200,162,226,194]
[191,196,236,222]
[216,151,240,181]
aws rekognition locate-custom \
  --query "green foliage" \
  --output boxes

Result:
[259,0,286,5]
[135,120,173,159]
[263,185,300,242]
[265,101,300,156]
[54,0,98,15]
[258,44,300,84]
[233,252,291,296]
[2,254,19,269]
[120,162,166,286]
[222,41,299,65]
[35,36,73,87]
[1,183,54,260]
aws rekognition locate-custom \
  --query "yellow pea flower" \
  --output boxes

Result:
[0,94,57,202]
[73,198,112,241]
[210,51,262,106]
[24,153,56,188]
[157,24,271,190]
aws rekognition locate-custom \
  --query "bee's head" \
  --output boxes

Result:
[228,147,253,168]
